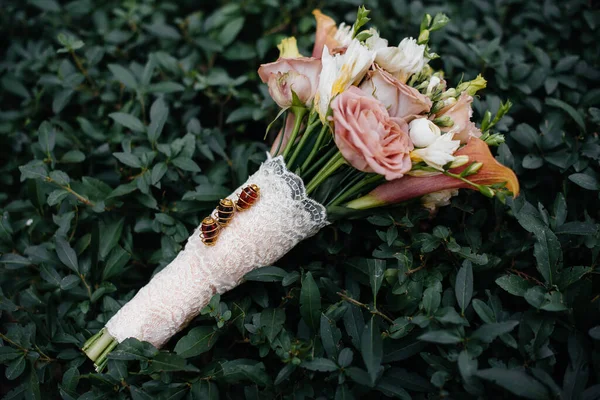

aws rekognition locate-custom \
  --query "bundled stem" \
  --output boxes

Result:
[82,328,117,372]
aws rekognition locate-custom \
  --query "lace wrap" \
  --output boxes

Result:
[105,155,329,347]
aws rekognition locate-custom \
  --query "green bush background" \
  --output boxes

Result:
[1,0,599,398]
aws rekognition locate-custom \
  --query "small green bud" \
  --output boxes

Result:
[440,88,458,99]
[460,162,483,177]
[433,116,454,127]
[430,13,450,31]
[478,185,495,198]
[420,14,432,32]
[483,133,506,147]
[418,29,430,45]
[456,74,487,96]
[449,155,470,169]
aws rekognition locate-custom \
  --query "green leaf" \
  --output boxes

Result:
[496,274,534,297]
[534,228,561,285]
[171,157,201,172]
[151,162,168,185]
[472,299,495,323]
[555,222,598,235]
[60,275,80,290]
[25,368,41,400]
[55,237,79,273]
[147,82,185,93]
[40,264,61,286]
[321,313,341,359]
[47,188,68,205]
[19,161,49,181]
[148,97,168,143]
[49,170,70,186]
[376,375,411,400]
[546,98,586,132]
[455,262,473,314]
[475,368,550,399]
[191,381,219,400]
[300,272,321,331]
[174,326,220,358]
[5,356,26,380]
[108,64,138,89]
[361,317,382,386]
[218,17,245,46]
[98,218,125,260]
[568,173,600,191]
[0,254,32,270]
[343,304,365,349]
[113,152,142,168]
[109,112,145,132]
[146,353,193,372]
[301,358,338,372]
[418,330,462,344]
[60,150,86,164]
[260,308,285,342]
[102,245,130,280]
[38,121,56,154]
[422,287,441,315]
[471,321,519,343]
[338,348,353,368]
[367,259,385,304]
[244,266,287,282]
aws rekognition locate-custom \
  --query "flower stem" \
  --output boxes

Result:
[272,111,289,156]
[300,124,330,174]
[328,174,384,207]
[282,107,308,161]
[305,152,346,195]
[287,112,320,169]
[82,328,117,372]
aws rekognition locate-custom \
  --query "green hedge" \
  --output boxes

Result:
[1,0,599,399]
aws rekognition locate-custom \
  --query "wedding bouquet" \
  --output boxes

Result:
[83,6,519,371]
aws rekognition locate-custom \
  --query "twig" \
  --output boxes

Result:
[70,50,96,90]
[337,291,395,324]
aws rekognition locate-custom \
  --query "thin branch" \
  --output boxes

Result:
[337,291,395,324]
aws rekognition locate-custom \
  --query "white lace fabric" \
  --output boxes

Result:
[105,155,329,347]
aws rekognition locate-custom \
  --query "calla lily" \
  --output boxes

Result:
[312,9,340,58]
[345,137,519,209]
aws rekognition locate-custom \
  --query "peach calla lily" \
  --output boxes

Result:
[346,137,519,209]
[312,9,340,58]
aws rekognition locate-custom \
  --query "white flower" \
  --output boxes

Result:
[410,131,460,170]
[26,218,33,226]
[375,37,427,79]
[334,23,353,47]
[365,29,388,51]
[427,76,441,95]
[422,189,459,212]
[314,39,376,121]
[409,118,441,148]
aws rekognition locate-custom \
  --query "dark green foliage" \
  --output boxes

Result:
[1,0,599,399]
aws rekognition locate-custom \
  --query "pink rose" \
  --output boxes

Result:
[436,93,482,144]
[331,86,413,180]
[360,65,432,120]
[258,58,321,108]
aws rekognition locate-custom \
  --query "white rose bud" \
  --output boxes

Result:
[375,37,427,79]
[334,23,353,47]
[426,76,441,95]
[409,118,441,148]
[365,29,388,51]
